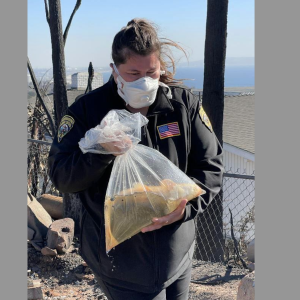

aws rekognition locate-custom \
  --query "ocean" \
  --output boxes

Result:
[102,65,254,90]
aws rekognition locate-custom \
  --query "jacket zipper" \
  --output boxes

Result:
[152,114,159,150]
[153,231,159,290]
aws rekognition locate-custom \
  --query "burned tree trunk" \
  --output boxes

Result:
[195,0,228,262]
[44,0,83,232]
[202,0,228,144]
[85,62,94,94]
[47,0,68,127]
[62,193,82,236]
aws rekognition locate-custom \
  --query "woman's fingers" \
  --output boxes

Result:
[141,199,187,233]
[100,137,132,156]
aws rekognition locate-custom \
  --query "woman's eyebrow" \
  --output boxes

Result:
[127,67,157,72]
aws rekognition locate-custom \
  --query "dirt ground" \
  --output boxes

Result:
[28,238,250,300]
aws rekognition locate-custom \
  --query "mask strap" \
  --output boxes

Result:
[112,64,129,105]
[113,64,120,76]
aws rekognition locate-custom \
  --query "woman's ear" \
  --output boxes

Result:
[109,63,118,83]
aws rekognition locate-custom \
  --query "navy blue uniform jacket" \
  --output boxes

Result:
[48,78,224,292]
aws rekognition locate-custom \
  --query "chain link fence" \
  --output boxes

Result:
[27,139,255,265]
[194,169,255,265]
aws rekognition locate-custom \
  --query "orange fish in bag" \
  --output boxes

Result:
[78,110,206,252]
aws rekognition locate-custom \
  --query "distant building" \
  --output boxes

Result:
[71,72,103,90]
[66,75,72,85]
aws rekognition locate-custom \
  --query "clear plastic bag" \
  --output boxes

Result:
[79,109,148,155]
[79,109,205,252]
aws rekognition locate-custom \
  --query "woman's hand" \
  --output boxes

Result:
[100,135,132,156]
[141,199,188,233]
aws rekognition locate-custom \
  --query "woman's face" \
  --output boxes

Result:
[111,51,161,83]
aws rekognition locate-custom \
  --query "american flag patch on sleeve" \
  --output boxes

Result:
[157,122,181,139]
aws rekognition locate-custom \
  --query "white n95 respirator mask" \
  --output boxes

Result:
[113,64,164,109]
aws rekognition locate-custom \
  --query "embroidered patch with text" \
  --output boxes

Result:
[57,115,75,142]
[157,122,181,139]
[199,106,213,132]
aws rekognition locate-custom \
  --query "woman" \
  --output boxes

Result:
[48,18,223,300]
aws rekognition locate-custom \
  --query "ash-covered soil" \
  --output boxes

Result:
[28,238,250,300]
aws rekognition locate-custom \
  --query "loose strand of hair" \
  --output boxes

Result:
[159,39,190,86]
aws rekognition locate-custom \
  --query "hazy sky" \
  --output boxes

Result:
[28,0,254,69]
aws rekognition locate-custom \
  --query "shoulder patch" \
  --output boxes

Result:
[57,115,75,142]
[199,106,213,132]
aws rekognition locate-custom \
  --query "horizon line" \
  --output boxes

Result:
[30,56,255,70]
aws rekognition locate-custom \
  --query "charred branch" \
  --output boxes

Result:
[44,0,50,25]
[27,57,55,136]
[63,0,82,45]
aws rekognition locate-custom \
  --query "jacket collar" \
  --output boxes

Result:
[108,76,174,116]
